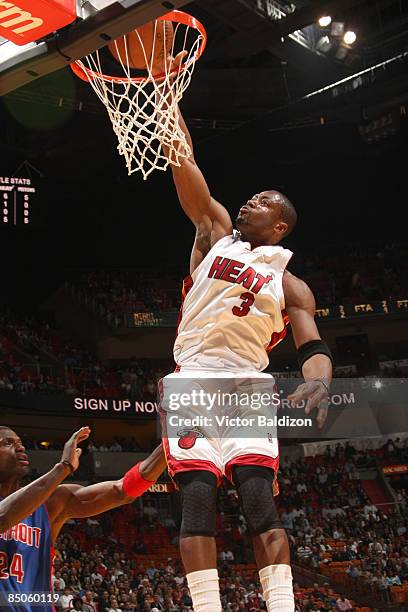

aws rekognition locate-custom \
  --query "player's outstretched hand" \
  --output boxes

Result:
[156,50,188,76]
[287,380,329,429]
[171,50,188,71]
[60,427,91,472]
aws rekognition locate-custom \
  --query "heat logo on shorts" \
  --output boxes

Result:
[177,428,204,449]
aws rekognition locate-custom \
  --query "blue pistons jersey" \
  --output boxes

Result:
[0,501,54,611]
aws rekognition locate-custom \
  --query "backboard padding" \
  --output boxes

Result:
[0,0,190,95]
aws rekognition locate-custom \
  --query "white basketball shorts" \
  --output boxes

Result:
[158,369,280,488]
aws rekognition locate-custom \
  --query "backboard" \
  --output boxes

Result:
[0,0,190,96]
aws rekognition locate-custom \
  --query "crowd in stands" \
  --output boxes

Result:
[2,304,407,398]
[23,436,146,452]
[0,307,171,397]
[27,440,402,611]
[70,269,181,327]
[214,442,408,608]
[51,531,362,612]
[283,444,408,608]
[51,499,362,612]
[51,531,269,612]
[0,352,167,400]
[291,242,407,306]
[68,242,408,322]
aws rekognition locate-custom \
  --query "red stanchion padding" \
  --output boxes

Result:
[0,0,77,46]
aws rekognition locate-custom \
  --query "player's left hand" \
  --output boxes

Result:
[156,50,188,76]
[287,380,329,429]
[61,426,91,472]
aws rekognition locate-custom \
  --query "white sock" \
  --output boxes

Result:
[186,568,222,612]
[259,564,294,612]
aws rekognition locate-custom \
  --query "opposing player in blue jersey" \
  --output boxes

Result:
[0,425,166,611]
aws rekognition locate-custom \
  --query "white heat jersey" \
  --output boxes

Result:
[174,231,293,372]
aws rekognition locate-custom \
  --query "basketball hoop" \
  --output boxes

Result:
[71,11,206,179]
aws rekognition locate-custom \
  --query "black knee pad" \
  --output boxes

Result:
[232,465,283,536]
[175,470,217,538]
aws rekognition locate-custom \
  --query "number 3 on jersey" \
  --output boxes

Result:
[232,292,255,317]
[0,552,25,583]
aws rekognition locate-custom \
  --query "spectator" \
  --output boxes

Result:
[110,439,122,452]
[385,570,402,587]
[81,591,96,612]
[57,587,74,611]
[297,544,312,559]
[106,596,122,612]
[336,595,353,610]
[219,549,235,562]
[52,571,66,592]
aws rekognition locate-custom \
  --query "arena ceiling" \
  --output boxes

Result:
[1,0,408,190]
[2,0,408,125]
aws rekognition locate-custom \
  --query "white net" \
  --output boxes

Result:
[72,13,205,180]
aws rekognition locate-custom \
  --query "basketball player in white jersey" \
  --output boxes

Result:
[159,104,333,612]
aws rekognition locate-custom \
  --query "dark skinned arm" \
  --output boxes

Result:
[171,110,232,234]
[156,58,232,272]
[171,109,233,272]
[0,464,71,534]
[283,271,333,428]
[0,427,90,533]
[46,443,167,542]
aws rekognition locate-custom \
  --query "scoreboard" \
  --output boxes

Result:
[0,176,36,226]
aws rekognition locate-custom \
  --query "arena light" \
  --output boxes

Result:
[374,380,383,390]
[318,16,332,27]
[344,30,357,45]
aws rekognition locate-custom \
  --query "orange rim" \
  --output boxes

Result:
[70,10,207,84]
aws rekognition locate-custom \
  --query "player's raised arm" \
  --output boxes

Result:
[170,108,233,272]
[0,427,90,533]
[283,271,333,429]
[46,443,167,541]
[154,52,232,269]
[172,109,232,229]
